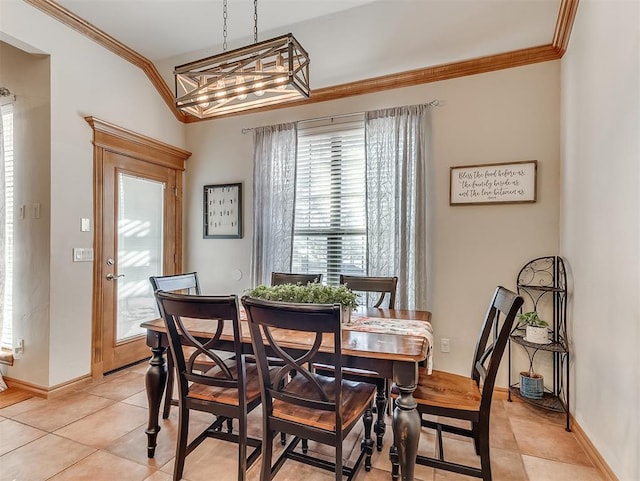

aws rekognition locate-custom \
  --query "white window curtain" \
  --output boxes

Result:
[365,105,431,310]
[251,123,298,286]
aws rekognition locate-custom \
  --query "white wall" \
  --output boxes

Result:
[0,0,562,397]
[0,41,51,387]
[560,1,640,480]
[0,1,186,388]
[185,61,561,379]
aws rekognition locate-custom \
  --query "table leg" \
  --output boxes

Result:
[145,343,167,458]
[374,383,387,451]
[390,362,420,481]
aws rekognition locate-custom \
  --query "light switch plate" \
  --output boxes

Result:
[81,218,90,232]
[73,247,94,262]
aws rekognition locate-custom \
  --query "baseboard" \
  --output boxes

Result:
[4,374,93,399]
[570,414,619,481]
[493,386,510,400]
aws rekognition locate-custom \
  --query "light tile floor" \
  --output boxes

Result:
[0,363,605,481]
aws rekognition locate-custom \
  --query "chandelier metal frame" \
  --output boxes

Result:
[174,0,310,119]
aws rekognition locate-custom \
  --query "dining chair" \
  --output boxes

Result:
[149,272,201,295]
[390,286,523,481]
[149,272,202,419]
[316,274,399,445]
[241,296,376,481]
[339,275,398,308]
[270,272,322,286]
[154,291,262,481]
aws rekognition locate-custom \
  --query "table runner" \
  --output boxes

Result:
[345,314,433,373]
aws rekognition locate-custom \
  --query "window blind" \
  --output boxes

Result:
[292,116,366,286]
[1,103,14,350]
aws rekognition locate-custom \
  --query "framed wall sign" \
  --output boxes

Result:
[203,183,242,238]
[449,160,537,206]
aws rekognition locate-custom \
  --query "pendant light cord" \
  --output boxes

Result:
[254,0,258,44]
[223,0,256,49]
[222,0,228,51]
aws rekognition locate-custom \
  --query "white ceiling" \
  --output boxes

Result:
[54,0,561,89]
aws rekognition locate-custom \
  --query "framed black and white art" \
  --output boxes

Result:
[203,183,242,239]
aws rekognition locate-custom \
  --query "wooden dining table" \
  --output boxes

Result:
[141,307,432,481]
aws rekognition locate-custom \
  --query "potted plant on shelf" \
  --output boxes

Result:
[518,311,550,344]
[246,282,358,323]
[516,311,548,399]
[519,367,545,400]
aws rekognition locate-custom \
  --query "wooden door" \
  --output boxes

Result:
[87,118,190,376]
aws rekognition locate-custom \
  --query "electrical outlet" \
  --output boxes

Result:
[440,338,450,353]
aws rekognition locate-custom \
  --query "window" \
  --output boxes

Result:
[1,103,14,351]
[291,116,366,286]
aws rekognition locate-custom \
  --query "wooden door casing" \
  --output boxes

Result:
[87,117,191,377]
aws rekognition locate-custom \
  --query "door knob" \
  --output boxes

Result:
[106,273,125,280]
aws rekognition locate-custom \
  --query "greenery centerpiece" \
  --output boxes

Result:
[246,282,358,323]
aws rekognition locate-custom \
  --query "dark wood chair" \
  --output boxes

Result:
[390,286,523,481]
[241,296,376,481]
[339,275,398,308]
[270,272,325,446]
[150,272,201,295]
[270,272,322,286]
[154,291,262,481]
[317,275,399,447]
[149,272,201,419]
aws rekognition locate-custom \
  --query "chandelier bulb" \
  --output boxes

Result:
[214,79,227,103]
[275,54,287,90]
[197,95,210,108]
[254,59,265,97]
[236,75,247,100]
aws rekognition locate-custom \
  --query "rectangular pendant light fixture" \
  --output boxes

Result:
[174,33,310,119]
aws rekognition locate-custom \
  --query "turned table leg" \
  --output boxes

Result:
[390,362,420,481]
[144,332,167,459]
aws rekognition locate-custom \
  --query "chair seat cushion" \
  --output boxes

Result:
[392,368,481,412]
[273,374,376,432]
[187,362,262,406]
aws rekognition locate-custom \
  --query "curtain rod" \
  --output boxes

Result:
[241,99,440,134]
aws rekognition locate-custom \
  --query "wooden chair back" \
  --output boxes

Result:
[149,272,201,295]
[339,275,398,308]
[241,296,344,428]
[271,272,322,286]
[472,286,523,411]
[154,291,245,397]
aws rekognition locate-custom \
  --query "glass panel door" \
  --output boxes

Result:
[116,173,164,342]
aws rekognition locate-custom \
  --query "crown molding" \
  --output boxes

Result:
[25,0,578,123]
[553,0,580,55]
